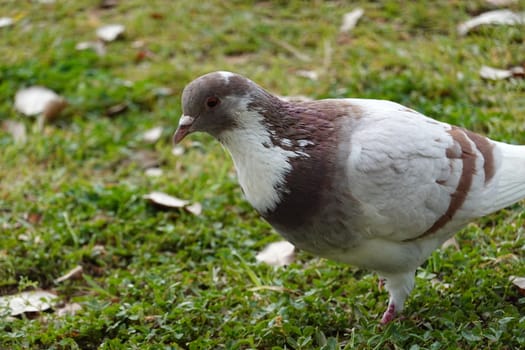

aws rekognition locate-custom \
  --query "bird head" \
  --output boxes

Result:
[174,71,274,144]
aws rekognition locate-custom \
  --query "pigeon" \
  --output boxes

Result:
[173,71,525,324]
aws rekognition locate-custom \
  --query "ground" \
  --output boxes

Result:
[0,1,524,349]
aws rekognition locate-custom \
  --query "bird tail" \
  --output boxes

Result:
[488,141,525,212]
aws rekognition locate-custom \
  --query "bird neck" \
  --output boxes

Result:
[218,109,304,214]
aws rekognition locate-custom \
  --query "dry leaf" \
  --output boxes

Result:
[105,102,128,116]
[92,244,107,257]
[43,97,68,121]
[256,241,296,267]
[26,212,43,225]
[2,120,27,144]
[171,145,185,156]
[96,24,125,42]
[224,53,254,65]
[430,278,452,291]
[154,87,174,97]
[296,70,319,81]
[131,40,145,49]
[143,191,189,208]
[131,150,160,169]
[458,9,525,35]
[17,233,42,244]
[0,290,57,316]
[56,302,82,317]
[271,38,311,62]
[14,86,66,119]
[76,41,106,56]
[441,237,460,250]
[145,168,163,177]
[340,8,364,33]
[55,265,83,283]
[480,65,524,80]
[510,276,525,294]
[150,12,164,20]
[143,192,202,216]
[185,202,202,216]
[248,285,298,294]
[0,17,14,28]
[142,126,163,143]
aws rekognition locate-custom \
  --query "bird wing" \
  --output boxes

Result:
[344,99,502,242]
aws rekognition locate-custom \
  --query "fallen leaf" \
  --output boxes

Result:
[296,70,319,81]
[185,202,202,216]
[43,97,68,121]
[143,191,189,208]
[224,53,254,65]
[458,9,525,35]
[55,265,83,283]
[430,278,452,291]
[17,233,42,244]
[153,87,174,97]
[56,302,82,317]
[256,241,296,267]
[143,191,202,216]
[76,41,106,56]
[480,65,525,80]
[135,49,155,62]
[510,276,525,295]
[14,86,66,118]
[130,150,160,169]
[131,40,145,49]
[96,24,125,42]
[105,102,128,116]
[340,8,364,33]
[441,237,460,250]
[0,17,14,28]
[144,315,161,322]
[145,168,163,177]
[0,290,57,316]
[150,12,164,20]
[248,285,298,294]
[26,212,43,225]
[171,145,185,156]
[271,38,311,62]
[92,244,107,256]
[142,126,163,143]
[481,253,520,268]
[2,120,27,144]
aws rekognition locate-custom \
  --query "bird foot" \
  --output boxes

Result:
[380,303,396,324]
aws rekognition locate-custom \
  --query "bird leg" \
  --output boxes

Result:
[379,270,416,324]
[381,301,397,324]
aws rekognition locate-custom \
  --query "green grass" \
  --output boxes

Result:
[1,0,524,348]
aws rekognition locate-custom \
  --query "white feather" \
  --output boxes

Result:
[487,141,525,212]
[217,71,236,83]
[219,99,305,213]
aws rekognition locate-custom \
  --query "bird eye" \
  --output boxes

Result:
[206,96,220,108]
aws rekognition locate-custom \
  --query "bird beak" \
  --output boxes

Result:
[173,115,195,144]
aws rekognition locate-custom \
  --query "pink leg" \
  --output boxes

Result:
[380,302,396,324]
